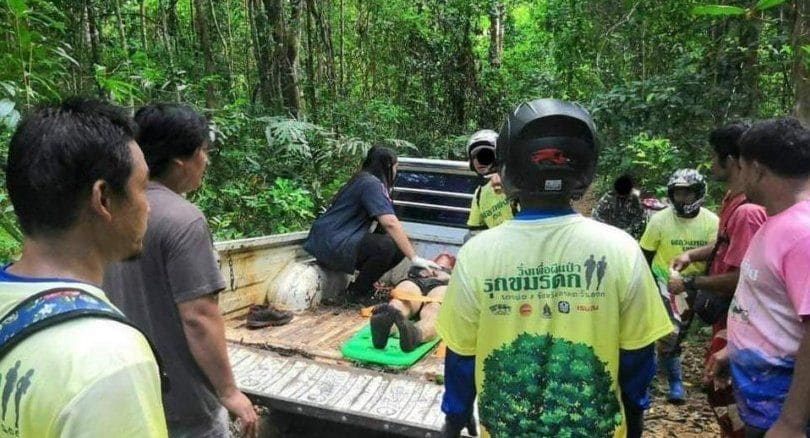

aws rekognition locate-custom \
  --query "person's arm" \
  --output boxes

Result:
[178,294,258,437]
[766,320,810,437]
[377,213,417,260]
[670,242,715,271]
[638,216,660,268]
[669,271,739,297]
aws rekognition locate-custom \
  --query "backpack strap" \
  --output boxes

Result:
[0,287,170,393]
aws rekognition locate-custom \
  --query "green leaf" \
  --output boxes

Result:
[691,5,747,16]
[754,0,786,11]
[7,0,27,16]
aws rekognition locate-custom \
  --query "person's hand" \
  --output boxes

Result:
[670,252,691,272]
[486,173,503,194]
[219,388,259,438]
[668,272,686,296]
[704,347,731,390]
[411,256,441,270]
[765,418,808,438]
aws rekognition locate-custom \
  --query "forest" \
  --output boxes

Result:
[0,0,807,257]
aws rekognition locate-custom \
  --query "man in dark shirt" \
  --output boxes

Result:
[104,104,259,438]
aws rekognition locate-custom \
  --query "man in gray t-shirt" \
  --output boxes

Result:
[104,104,258,438]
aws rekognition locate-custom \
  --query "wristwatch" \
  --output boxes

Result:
[683,276,698,292]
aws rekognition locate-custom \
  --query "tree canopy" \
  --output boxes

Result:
[0,0,807,254]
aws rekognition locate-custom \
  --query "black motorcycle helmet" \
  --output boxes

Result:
[497,99,599,201]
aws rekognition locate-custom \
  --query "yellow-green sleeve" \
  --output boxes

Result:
[437,249,480,356]
[638,214,660,252]
[619,248,673,350]
[467,187,483,228]
[56,361,168,437]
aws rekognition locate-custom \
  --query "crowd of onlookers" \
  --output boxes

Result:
[0,95,807,438]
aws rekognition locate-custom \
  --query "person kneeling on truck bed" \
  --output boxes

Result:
[370,253,456,352]
[304,146,440,304]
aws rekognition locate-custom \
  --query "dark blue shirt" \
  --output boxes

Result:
[304,173,395,273]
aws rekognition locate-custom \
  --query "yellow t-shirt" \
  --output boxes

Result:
[467,182,513,229]
[437,215,672,438]
[639,207,719,281]
[0,280,168,438]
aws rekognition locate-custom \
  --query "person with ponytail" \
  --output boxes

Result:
[304,146,439,303]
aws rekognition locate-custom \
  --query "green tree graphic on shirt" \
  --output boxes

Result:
[480,333,622,437]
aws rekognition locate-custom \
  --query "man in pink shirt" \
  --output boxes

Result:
[669,123,767,437]
[718,117,810,437]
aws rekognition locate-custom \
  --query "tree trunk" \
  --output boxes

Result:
[140,0,148,51]
[193,0,217,108]
[339,0,345,96]
[738,19,762,116]
[793,0,810,124]
[307,0,336,95]
[281,0,304,116]
[113,0,135,108]
[209,0,233,87]
[251,0,276,107]
[489,0,503,67]
[304,0,317,119]
[85,0,103,96]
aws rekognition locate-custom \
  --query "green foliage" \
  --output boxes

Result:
[0,0,802,239]
[692,5,747,16]
[598,134,683,198]
[480,333,621,437]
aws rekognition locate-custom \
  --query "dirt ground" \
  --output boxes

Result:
[645,326,721,437]
[238,325,721,438]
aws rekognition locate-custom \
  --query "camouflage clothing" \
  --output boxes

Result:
[591,191,647,240]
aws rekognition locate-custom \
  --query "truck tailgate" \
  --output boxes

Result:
[229,343,446,437]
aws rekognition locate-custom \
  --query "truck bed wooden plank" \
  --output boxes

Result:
[229,343,447,437]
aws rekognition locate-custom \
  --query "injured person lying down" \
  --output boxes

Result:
[370,253,456,352]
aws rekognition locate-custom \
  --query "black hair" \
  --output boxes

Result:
[613,173,634,196]
[709,122,750,160]
[6,97,135,237]
[134,103,209,178]
[739,117,810,177]
[361,145,398,189]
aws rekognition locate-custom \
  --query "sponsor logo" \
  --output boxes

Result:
[519,303,533,316]
[544,179,563,191]
[557,301,570,314]
[489,303,512,316]
[531,149,570,165]
[542,304,552,319]
[576,304,599,312]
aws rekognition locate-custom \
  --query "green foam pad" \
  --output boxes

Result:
[341,323,440,368]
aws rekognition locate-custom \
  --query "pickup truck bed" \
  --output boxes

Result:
[227,312,447,437]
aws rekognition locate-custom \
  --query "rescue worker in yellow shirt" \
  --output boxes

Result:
[438,99,673,438]
[466,130,513,235]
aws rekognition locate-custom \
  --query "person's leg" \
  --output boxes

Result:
[413,286,446,343]
[656,279,687,404]
[349,233,404,297]
[371,281,419,349]
[623,400,644,438]
[659,327,686,404]
[743,425,766,438]
[705,328,746,437]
